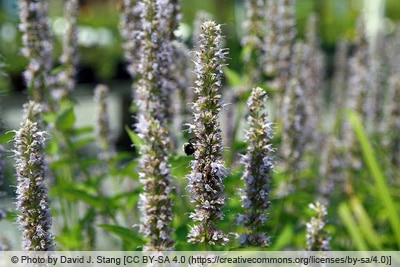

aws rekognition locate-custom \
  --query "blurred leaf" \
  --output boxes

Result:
[73,136,95,150]
[349,197,383,250]
[270,224,294,251]
[56,106,76,131]
[0,131,14,143]
[338,202,368,250]
[98,224,145,246]
[56,225,84,250]
[125,125,145,150]
[42,112,57,125]
[52,186,104,210]
[50,65,64,76]
[223,67,244,87]
[347,110,400,249]
[72,126,94,135]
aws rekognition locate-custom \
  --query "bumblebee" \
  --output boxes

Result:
[182,138,196,156]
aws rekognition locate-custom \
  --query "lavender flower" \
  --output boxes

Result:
[241,0,266,82]
[56,0,79,99]
[237,87,274,247]
[135,0,181,125]
[192,11,212,49]
[281,42,307,180]
[18,0,53,104]
[303,14,325,137]
[385,74,400,167]
[14,101,54,251]
[94,84,116,161]
[342,17,370,171]
[317,137,344,205]
[186,21,229,246]
[306,202,331,251]
[120,0,143,79]
[346,17,370,121]
[264,0,297,89]
[368,29,389,132]
[133,0,180,251]
[332,38,349,113]
[276,0,297,83]
[136,117,175,251]
[262,0,279,77]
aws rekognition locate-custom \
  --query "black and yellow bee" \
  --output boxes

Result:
[182,138,196,156]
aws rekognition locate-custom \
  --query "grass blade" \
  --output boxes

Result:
[347,110,400,248]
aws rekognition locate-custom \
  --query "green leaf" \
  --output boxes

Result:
[240,45,253,62]
[349,197,383,250]
[125,125,145,149]
[338,202,368,250]
[73,136,95,150]
[51,186,103,210]
[223,67,244,87]
[72,126,94,135]
[0,131,14,144]
[56,106,76,131]
[270,224,294,251]
[347,110,400,249]
[98,224,146,245]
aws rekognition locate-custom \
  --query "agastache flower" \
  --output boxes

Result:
[120,0,143,79]
[306,202,331,251]
[342,16,370,171]
[133,0,179,251]
[332,38,349,113]
[186,21,229,246]
[281,42,307,180]
[385,74,400,167]
[137,116,175,251]
[18,0,53,104]
[237,87,274,247]
[241,0,266,83]
[14,101,54,251]
[56,0,79,99]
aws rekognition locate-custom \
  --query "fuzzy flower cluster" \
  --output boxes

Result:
[318,137,343,205]
[237,87,274,248]
[18,0,53,103]
[332,39,349,113]
[132,0,180,251]
[14,101,54,251]
[242,0,266,49]
[192,11,211,44]
[94,84,116,161]
[306,202,331,251]
[281,42,308,179]
[137,117,175,251]
[263,0,279,77]
[186,21,229,246]
[134,0,181,125]
[276,0,297,83]
[386,75,400,167]
[302,14,325,140]
[342,17,370,171]
[263,0,296,87]
[346,17,370,121]
[241,0,266,82]
[57,0,79,98]
[120,0,144,78]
